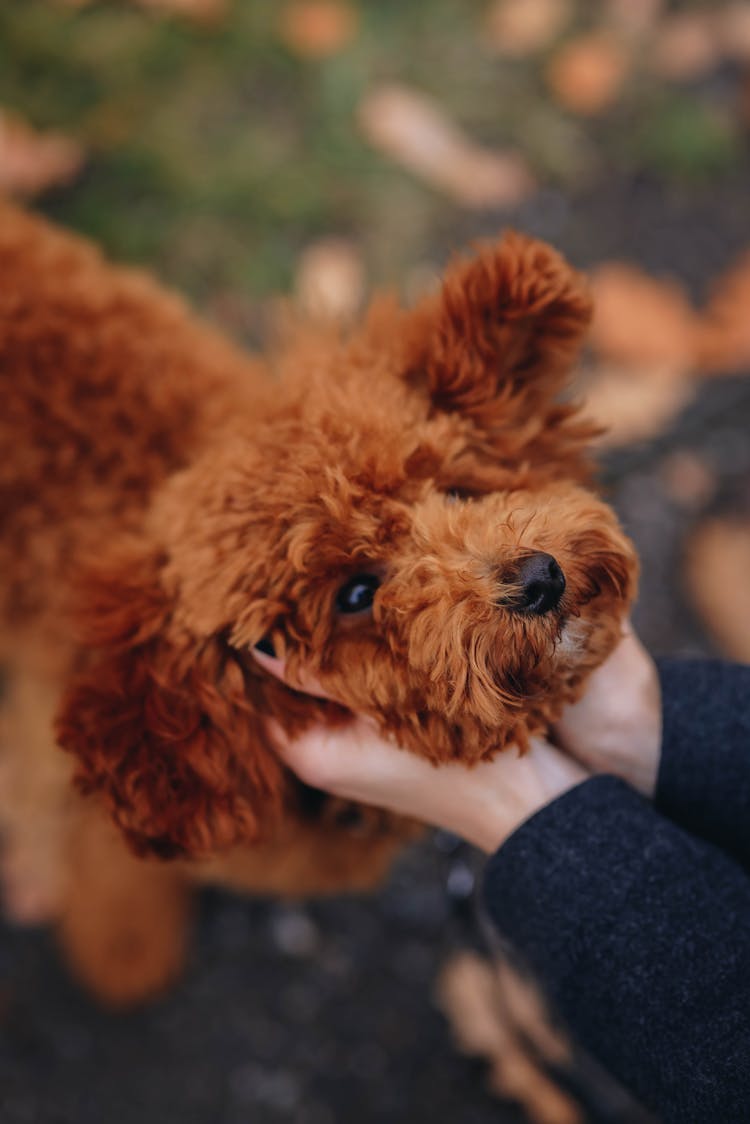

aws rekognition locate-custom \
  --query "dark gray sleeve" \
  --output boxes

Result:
[482,775,750,1124]
[656,659,750,869]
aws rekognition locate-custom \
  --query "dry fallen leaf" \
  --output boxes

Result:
[589,262,699,369]
[294,238,365,321]
[279,1,357,58]
[484,0,572,58]
[659,449,718,509]
[717,2,750,63]
[578,254,750,443]
[605,0,665,39]
[684,519,750,662]
[0,111,84,198]
[358,84,534,209]
[546,32,630,115]
[695,251,750,374]
[577,362,694,448]
[650,12,720,81]
[436,952,506,1058]
[436,952,581,1124]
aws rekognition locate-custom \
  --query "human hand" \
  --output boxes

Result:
[552,622,661,798]
[251,650,588,853]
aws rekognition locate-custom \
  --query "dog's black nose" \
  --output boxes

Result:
[515,552,566,615]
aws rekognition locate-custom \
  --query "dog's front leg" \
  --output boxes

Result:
[57,804,192,1008]
[0,666,73,924]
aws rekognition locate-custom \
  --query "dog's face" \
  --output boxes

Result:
[57,234,637,858]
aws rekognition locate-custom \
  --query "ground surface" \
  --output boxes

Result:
[2,2,750,1122]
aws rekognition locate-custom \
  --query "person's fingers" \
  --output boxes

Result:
[264,713,408,799]
[252,641,593,844]
[263,716,344,788]
[265,712,589,850]
[552,623,661,795]
[250,647,337,701]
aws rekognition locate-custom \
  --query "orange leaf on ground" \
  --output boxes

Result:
[684,520,750,662]
[588,263,699,369]
[577,362,694,448]
[0,111,84,198]
[358,84,534,209]
[717,2,750,63]
[279,1,357,58]
[695,251,750,374]
[294,238,364,321]
[436,953,580,1124]
[546,32,630,115]
[659,450,717,510]
[605,0,665,39]
[650,12,720,81]
[484,0,572,58]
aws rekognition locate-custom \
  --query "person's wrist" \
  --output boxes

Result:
[440,742,588,854]
[592,715,660,797]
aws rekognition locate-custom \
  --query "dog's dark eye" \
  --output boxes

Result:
[335,573,381,615]
[445,487,476,503]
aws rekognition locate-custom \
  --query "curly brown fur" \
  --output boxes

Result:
[0,202,637,1003]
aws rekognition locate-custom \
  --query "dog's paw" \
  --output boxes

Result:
[59,903,189,1008]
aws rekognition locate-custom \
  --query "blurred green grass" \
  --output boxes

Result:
[0,0,744,305]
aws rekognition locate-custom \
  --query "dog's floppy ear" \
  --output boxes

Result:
[55,539,285,860]
[403,233,593,429]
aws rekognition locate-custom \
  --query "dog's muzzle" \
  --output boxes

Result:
[513,552,566,615]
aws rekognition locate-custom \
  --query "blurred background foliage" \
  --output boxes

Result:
[2,0,748,300]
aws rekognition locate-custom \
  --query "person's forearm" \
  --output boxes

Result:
[656,659,750,869]
[483,776,750,1123]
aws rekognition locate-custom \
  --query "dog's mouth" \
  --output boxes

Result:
[554,615,591,659]
[546,548,634,671]
[506,545,631,655]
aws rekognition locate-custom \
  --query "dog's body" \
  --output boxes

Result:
[0,202,637,1004]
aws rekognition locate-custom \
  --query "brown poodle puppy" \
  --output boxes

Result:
[0,201,637,1005]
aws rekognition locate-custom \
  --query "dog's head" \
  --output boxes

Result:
[56,234,638,859]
